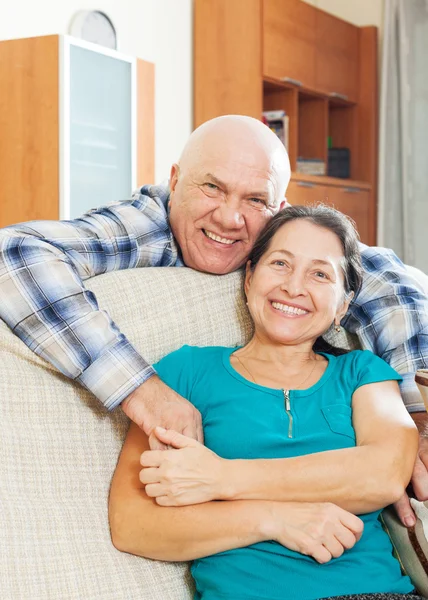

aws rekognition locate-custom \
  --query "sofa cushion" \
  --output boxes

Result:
[0,267,254,599]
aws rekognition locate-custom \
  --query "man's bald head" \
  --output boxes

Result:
[179,115,290,202]
[168,115,291,275]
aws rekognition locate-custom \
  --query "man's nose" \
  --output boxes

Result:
[212,198,245,229]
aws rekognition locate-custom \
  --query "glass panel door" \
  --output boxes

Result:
[69,44,132,218]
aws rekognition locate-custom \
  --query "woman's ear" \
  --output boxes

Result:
[335,291,354,324]
[244,261,252,298]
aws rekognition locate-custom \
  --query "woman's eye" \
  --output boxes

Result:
[314,271,329,280]
[272,260,288,267]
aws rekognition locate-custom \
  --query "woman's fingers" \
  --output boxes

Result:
[144,483,165,498]
[139,466,160,485]
[140,450,163,467]
[333,525,359,551]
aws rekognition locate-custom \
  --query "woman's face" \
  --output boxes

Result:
[245,219,353,347]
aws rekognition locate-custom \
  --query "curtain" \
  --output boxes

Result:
[378,0,428,271]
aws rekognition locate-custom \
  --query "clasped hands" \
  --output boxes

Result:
[140,427,225,506]
[140,427,364,563]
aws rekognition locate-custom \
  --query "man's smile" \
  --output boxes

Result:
[203,229,238,245]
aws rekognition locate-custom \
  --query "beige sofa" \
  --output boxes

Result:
[0,266,428,599]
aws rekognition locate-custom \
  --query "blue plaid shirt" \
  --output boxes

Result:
[0,183,427,411]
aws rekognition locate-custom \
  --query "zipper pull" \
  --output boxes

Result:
[283,389,293,438]
[284,389,290,411]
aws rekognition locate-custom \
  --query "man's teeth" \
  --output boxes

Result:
[204,230,235,245]
[272,302,308,316]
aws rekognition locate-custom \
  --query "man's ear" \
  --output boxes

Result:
[279,198,289,210]
[244,261,253,297]
[169,164,180,200]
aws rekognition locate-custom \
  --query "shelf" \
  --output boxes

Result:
[263,76,356,107]
[290,172,371,190]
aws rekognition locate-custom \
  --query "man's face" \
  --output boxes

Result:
[168,151,286,274]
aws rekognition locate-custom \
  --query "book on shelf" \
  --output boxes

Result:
[262,110,289,151]
[296,157,326,176]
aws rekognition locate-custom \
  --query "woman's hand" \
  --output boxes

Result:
[262,501,364,564]
[139,427,227,506]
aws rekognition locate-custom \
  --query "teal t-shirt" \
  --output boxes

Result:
[154,347,412,600]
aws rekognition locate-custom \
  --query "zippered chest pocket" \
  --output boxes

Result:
[321,404,356,441]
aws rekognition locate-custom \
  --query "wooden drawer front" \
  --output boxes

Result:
[286,180,329,206]
[315,10,359,102]
[323,186,370,244]
[263,0,316,88]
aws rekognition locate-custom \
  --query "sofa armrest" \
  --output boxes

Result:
[416,370,428,412]
[381,371,428,596]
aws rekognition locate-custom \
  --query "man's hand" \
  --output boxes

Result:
[394,411,428,527]
[121,375,203,450]
[139,427,225,505]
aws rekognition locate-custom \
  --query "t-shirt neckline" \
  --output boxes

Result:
[222,346,336,397]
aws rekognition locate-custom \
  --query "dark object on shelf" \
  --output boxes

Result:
[328,148,350,178]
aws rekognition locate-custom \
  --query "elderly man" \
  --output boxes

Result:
[0,115,427,527]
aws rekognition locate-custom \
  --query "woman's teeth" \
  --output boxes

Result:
[271,302,308,316]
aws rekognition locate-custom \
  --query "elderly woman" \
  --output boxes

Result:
[109,205,420,600]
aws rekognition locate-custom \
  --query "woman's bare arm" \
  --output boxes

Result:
[109,423,363,563]
[223,381,418,513]
[109,422,277,561]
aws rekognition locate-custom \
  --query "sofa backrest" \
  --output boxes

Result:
[0,266,360,599]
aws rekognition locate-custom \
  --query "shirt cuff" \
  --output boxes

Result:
[400,372,426,413]
[77,337,156,411]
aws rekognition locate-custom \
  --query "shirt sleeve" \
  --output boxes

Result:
[343,244,428,413]
[351,350,403,391]
[0,185,178,410]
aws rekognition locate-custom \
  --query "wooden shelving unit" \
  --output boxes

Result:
[194,0,378,245]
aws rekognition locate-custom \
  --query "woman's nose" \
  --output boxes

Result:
[280,271,307,297]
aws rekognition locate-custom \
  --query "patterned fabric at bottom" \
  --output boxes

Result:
[323,592,424,599]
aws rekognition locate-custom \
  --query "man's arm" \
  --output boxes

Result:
[344,244,428,412]
[0,187,177,409]
[342,246,428,524]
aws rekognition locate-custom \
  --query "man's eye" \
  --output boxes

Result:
[205,182,219,190]
[249,198,265,205]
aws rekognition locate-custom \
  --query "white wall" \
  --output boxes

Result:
[0,0,192,183]
[302,0,384,28]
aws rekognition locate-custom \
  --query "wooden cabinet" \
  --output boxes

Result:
[287,178,371,245]
[323,185,370,244]
[263,0,316,88]
[286,179,328,206]
[194,0,262,127]
[0,35,154,227]
[315,11,359,102]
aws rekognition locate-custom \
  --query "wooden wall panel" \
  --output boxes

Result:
[0,35,59,227]
[194,0,262,127]
[136,59,155,185]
